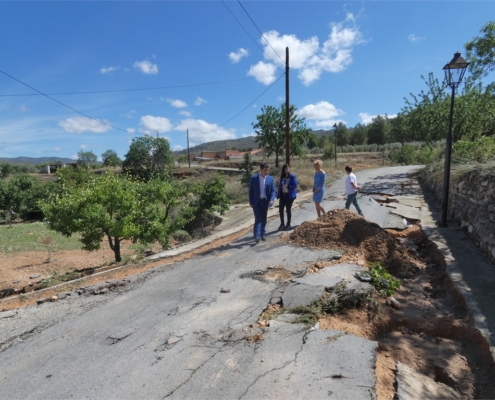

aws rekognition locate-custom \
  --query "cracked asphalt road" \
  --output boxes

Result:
[0,166,421,400]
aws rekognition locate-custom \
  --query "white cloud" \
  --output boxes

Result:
[173,145,184,151]
[242,132,256,138]
[359,113,375,125]
[139,115,173,134]
[54,147,61,151]
[408,34,424,44]
[175,118,236,143]
[194,96,206,106]
[180,110,192,117]
[247,61,278,85]
[120,110,136,119]
[34,150,42,154]
[249,17,365,86]
[133,59,158,74]
[298,101,344,129]
[80,144,88,149]
[314,119,345,128]
[58,116,111,133]
[101,66,118,74]
[167,99,188,108]
[346,12,355,22]
[127,128,135,134]
[229,48,249,63]
[70,154,78,160]
[19,105,29,112]
[359,113,397,124]
[298,101,343,120]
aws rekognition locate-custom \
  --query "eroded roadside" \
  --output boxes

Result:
[269,209,495,399]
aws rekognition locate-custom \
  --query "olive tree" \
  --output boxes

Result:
[122,136,174,181]
[252,104,314,167]
[40,172,192,262]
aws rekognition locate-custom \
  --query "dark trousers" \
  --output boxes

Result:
[345,192,363,215]
[253,198,269,238]
[279,194,294,225]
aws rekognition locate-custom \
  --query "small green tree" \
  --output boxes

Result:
[0,174,39,226]
[77,150,98,168]
[176,154,188,168]
[322,143,336,160]
[238,153,255,186]
[253,104,313,167]
[101,149,122,167]
[123,136,174,181]
[188,174,230,237]
[40,172,191,262]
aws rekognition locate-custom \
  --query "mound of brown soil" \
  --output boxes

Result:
[282,209,423,277]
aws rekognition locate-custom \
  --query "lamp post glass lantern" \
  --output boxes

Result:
[440,52,469,227]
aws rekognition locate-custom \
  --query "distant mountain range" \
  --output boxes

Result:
[2,130,336,162]
[0,156,75,165]
[175,129,334,154]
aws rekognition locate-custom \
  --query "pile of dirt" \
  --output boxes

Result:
[282,209,423,278]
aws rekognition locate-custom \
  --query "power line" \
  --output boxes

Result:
[212,73,285,131]
[236,0,285,65]
[221,0,264,54]
[0,76,257,97]
[0,69,128,133]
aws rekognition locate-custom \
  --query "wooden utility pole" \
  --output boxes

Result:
[285,47,290,166]
[187,129,191,168]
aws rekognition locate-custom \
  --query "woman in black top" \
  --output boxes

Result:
[276,164,298,231]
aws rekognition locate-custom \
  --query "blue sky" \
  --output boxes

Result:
[1,1,494,160]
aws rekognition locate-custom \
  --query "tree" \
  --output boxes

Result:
[0,174,39,226]
[398,73,495,143]
[0,164,14,178]
[465,21,495,80]
[187,174,230,237]
[176,154,188,168]
[101,149,122,167]
[252,104,313,167]
[122,136,174,181]
[367,115,392,145]
[239,152,255,186]
[334,122,351,146]
[318,136,329,150]
[40,172,191,262]
[77,150,97,168]
[351,123,369,145]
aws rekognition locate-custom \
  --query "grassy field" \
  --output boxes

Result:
[0,221,83,254]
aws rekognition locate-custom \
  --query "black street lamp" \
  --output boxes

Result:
[440,52,469,227]
[333,123,338,168]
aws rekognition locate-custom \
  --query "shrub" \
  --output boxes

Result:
[322,143,335,160]
[390,144,416,165]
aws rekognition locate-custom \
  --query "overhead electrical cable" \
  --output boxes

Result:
[207,73,285,133]
[0,69,128,133]
[236,0,285,65]
[0,76,257,97]
[220,0,264,54]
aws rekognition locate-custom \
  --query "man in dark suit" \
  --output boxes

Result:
[249,163,276,243]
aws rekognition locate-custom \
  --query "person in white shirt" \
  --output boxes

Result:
[344,165,363,216]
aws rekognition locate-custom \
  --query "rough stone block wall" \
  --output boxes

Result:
[421,167,495,264]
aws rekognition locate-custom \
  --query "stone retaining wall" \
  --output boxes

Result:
[421,167,495,264]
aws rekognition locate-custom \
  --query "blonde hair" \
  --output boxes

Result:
[313,159,322,168]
